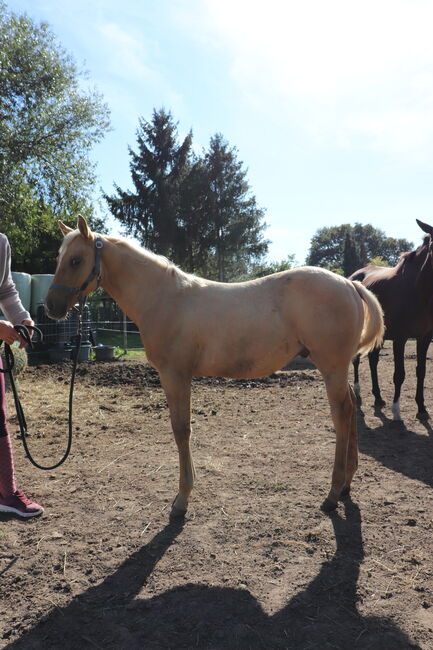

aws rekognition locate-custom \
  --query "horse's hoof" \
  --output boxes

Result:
[170,505,187,520]
[340,487,351,500]
[320,498,338,513]
[416,410,430,422]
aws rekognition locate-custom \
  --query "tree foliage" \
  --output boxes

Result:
[105,110,269,281]
[306,223,413,276]
[234,255,297,282]
[202,134,268,281]
[105,109,192,262]
[0,3,110,272]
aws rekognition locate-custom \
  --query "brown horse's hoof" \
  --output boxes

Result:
[320,498,338,513]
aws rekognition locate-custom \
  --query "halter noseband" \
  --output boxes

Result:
[50,236,103,304]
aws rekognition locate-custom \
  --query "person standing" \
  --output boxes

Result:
[0,233,43,517]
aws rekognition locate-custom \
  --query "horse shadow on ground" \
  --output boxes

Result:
[356,399,433,489]
[6,502,419,650]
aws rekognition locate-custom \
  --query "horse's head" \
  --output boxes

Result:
[417,219,433,255]
[45,215,103,320]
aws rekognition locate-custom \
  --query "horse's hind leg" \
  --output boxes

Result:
[415,333,431,420]
[353,355,361,403]
[160,370,196,518]
[320,371,355,513]
[392,339,406,421]
[368,347,385,407]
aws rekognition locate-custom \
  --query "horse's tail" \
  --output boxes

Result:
[352,280,385,356]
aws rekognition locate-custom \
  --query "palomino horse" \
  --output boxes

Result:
[45,216,384,516]
[351,219,433,421]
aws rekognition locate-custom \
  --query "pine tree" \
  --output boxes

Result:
[105,108,192,262]
[105,113,269,280]
[342,231,361,276]
[203,134,268,281]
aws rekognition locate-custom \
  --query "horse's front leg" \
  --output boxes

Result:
[415,332,432,420]
[392,339,406,421]
[160,370,196,518]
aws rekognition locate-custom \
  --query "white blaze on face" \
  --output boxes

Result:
[57,232,78,268]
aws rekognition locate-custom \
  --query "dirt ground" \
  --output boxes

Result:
[0,342,432,649]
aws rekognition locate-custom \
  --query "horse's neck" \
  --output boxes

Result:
[414,248,433,304]
[100,241,175,323]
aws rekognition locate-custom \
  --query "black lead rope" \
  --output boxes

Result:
[1,314,83,470]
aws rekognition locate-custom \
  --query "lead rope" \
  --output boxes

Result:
[0,308,84,470]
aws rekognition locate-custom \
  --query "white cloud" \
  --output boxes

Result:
[98,23,154,81]
[196,0,433,156]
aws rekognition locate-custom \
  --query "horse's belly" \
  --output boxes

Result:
[195,344,296,379]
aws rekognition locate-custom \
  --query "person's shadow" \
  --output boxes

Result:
[5,501,418,650]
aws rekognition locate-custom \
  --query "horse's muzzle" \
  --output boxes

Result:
[44,291,70,320]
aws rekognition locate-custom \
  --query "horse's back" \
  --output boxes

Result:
[349,262,430,339]
[279,266,371,361]
[168,266,370,379]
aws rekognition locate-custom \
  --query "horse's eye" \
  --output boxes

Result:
[70,257,81,268]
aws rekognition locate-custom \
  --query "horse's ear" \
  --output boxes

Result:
[58,221,73,236]
[416,219,433,236]
[77,214,92,240]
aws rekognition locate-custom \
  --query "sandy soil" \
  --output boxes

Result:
[0,342,432,649]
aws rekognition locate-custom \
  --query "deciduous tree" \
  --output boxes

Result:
[306,223,412,275]
[0,3,110,271]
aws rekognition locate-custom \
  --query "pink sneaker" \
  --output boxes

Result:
[0,490,44,518]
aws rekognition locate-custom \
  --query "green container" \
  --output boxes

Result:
[94,345,115,361]
[49,343,73,363]
[73,342,92,362]
[31,274,54,316]
[11,272,32,313]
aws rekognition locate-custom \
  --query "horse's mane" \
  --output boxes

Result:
[105,235,206,289]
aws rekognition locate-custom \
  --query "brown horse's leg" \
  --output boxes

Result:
[415,333,432,420]
[352,355,361,403]
[368,347,385,407]
[392,339,406,421]
[340,384,358,499]
[159,370,195,518]
[320,372,354,513]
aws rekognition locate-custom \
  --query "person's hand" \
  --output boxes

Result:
[20,318,35,347]
[0,321,22,346]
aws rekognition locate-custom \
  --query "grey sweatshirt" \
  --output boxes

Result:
[0,234,31,324]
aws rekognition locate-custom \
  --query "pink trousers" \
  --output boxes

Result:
[0,355,16,497]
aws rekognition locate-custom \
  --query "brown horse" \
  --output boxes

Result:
[45,216,384,516]
[351,219,433,421]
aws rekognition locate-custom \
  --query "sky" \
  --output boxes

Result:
[9,0,433,264]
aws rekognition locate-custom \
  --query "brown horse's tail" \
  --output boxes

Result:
[352,280,385,356]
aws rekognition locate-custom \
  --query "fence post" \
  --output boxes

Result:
[123,311,128,350]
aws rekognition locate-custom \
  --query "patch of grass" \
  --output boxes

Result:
[271,483,287,492]
[93,329,145,359]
